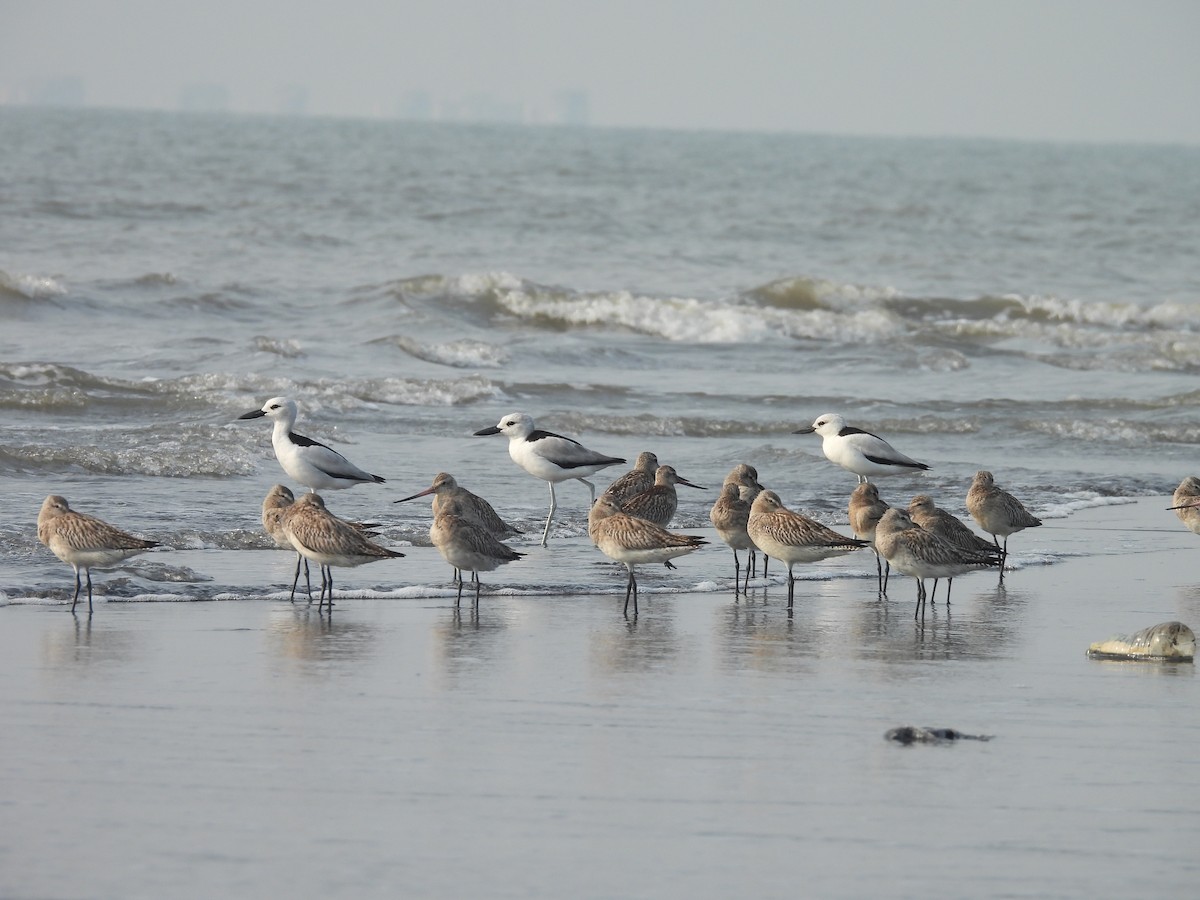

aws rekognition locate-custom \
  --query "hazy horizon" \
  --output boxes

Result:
[3,0,1198,146]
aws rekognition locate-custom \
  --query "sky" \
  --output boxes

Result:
[2,0,1198,144]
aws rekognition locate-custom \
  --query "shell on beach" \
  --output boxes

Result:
[1086,621,1195,662]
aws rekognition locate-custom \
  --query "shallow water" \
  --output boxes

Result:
[3,109,1200,895]
[3,501,1199,898]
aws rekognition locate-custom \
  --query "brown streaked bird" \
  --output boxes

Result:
[429,497,525,609]
[395,471,520,537]
[908,493,1000,602]
[587,495,707,617]
[37,494,160,614]
[848,482,892,593]
[875,508,1000,619]
[621,465,707,528]
[396,471,520,583]
[965,471,1042,571]
[281,493,404,609]
[724,464,766,578]
[1167,476,1200,535]
[264,484,380,600]
[709,480,757,593]
[601,451,660,504]
[746,490,867,609]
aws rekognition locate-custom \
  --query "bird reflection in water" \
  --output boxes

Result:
[268,606,377,666]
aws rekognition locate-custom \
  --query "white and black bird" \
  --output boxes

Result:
[474,412,625,547]
[794,413,929,483]
[238,396,385,492]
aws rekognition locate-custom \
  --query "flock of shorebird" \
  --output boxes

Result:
[42,395,1191,619]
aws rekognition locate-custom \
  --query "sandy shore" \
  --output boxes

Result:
[2,497,1197,899]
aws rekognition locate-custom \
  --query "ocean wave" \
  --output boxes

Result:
[0,269,67,301]
[251,336,306,358]
[379,271,1200,367]
[355,375,503,406]
[1038,493,1137,521]
[0,425,261,477]
[0,363,148,411]
[1027,417,1200,446]
[391,335,509,368]
[749,276,902,310]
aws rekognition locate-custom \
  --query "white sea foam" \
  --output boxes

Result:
[363,375,502,406]
[0,269,67,300]
[252,336,305,358]
[393,336,509,368]
[1037,493,1136,520]
[486,282,910,344]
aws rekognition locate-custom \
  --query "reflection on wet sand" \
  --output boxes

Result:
[589,607,683,675]
[267,605,378,667]
[40,615,139,670]
[429,605,514,688]
[715,597,815,675]
[713,581,1028,674]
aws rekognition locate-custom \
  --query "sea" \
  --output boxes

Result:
[1,107,1198,897]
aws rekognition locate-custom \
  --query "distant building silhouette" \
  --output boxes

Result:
[278,84,309,116]
[397,91,433,120]
[29,76,85,107]
[556,90,590,126]
[179,84,229,113]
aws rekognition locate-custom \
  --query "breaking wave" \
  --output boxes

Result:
[381,271,1200,369]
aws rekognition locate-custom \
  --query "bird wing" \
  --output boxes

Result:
[59,513,158,552]
[526,430,624,469]
[842,427,928,469]
[290,431,385,483]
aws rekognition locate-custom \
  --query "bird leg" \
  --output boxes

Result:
[623,567,638,617]
[71,566,82,613]
[786,566,795,609]
[317,565,333,609]
[290,553,313,603]
[580,477,596,505]
[541,481,558,548]
[473,571,481,609]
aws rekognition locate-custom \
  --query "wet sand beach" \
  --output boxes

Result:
[2,497,1197,898]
